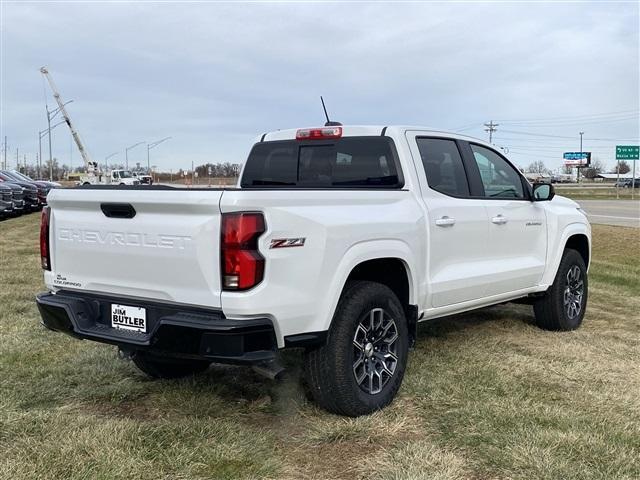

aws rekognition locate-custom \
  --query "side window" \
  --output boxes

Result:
[416,138,469,197]
[470,144,524,199]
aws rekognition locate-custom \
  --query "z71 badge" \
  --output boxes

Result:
[270,238,306,249]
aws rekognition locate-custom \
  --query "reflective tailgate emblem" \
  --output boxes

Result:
[270,238,306,249]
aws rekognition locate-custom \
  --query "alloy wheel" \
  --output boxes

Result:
[564,265,584,320]
[352,308,399,395]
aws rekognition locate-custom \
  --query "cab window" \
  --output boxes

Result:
[470,144,524,199]
[416,138,469,197]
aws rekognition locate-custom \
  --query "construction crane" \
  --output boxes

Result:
[40,66,99,179]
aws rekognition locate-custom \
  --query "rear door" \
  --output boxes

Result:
[47,188,224,308]
[406,133,491,308]
[463,143,547,295]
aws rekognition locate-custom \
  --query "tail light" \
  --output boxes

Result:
[296,126,342,140]
[221,212,265,290]
[40,206,51,270]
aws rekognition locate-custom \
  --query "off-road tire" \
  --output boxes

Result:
[304,281,409,416]
[534,248,588,331]
[132,352,210,379]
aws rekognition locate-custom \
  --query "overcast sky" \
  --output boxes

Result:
[1,1,638,173]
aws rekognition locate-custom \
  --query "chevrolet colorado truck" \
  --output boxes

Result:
[36,125,590,416]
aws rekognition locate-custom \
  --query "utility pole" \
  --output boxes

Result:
[16,147,19,169]
[484,120,499,143]
[577,131,584,184]
[3,136,7,169]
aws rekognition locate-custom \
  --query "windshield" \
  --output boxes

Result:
[241,137,402,188]
[1,170,25,181]
[117,171,133,178]
[11,171,34,182]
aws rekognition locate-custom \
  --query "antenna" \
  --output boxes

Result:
[320,96,342,127]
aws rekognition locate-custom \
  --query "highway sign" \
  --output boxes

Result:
[616,145,639,160]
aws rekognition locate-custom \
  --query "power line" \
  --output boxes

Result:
[495,109,640,123]
[499,129,640,141]
[452,108,638,130]
[499,116,638,128]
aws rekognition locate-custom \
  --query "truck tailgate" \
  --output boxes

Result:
[46,188,224,308]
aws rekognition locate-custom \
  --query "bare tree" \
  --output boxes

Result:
[583,158,605,179]
[612,161,631,174]
[526,160,549,174]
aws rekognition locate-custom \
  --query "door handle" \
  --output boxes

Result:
[491,214,508,225]
[435,216,456,227]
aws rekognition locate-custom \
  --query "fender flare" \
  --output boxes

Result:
[318,239,418,333]
[540,222,591,287]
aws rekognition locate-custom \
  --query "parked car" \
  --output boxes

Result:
[6,169,61,189]
[36,125,591,416]
[619,178,640,188]
[0,181,25,216]
[0,170,53,207]
[0,184,14,218]
[0,172,39,211]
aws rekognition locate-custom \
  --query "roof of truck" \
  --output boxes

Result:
[261,125,491,147]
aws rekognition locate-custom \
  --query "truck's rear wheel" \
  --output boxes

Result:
[132,351,210,379]
[304,281,409,416]
[534,248,588,331]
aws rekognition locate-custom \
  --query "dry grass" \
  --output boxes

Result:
[1,214,639,479]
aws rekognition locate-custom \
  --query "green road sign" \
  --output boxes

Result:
[616,145,639,160]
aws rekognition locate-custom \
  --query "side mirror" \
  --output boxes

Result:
[532,182,555,201]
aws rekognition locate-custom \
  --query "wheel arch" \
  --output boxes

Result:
[322,240,419,343]
[565,233,590,269]
[540,222,591,287]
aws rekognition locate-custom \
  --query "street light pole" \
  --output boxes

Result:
[125,141,145,170]
[46,107,54,180]
[146,136,172,177]
[38,132,43,179]
[44,100,73,181]
[105,152,118,173]
[39,120,66,181]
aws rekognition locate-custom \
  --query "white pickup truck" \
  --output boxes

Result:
[37,125,590,416]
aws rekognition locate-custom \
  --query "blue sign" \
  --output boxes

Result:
[563,152,590,160]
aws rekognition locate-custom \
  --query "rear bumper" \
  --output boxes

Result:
[36,291,278,364]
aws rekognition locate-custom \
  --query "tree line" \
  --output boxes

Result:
[526,159,631,178]
[13,160,242,182]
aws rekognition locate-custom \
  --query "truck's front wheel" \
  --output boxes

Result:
[304,281,409,416]
[534,248,588,331]
[132,352,210,379]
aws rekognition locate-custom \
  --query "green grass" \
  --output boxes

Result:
[1,214,639,479]
[555,186,636,201]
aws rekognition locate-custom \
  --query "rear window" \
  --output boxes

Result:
[240,137,403,188]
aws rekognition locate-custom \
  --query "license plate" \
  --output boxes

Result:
[111,304,147,333]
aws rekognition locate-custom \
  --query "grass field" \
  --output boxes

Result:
[1,214,639,480]
[555,186,636,201]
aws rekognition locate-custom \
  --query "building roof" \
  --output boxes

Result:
[596,173,638,179]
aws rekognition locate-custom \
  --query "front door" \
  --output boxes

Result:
[466,143,547,296]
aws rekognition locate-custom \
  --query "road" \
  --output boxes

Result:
[575,200,640,228]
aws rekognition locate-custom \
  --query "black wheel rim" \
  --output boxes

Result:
[564,265,584,320]
[352,308,399,395]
